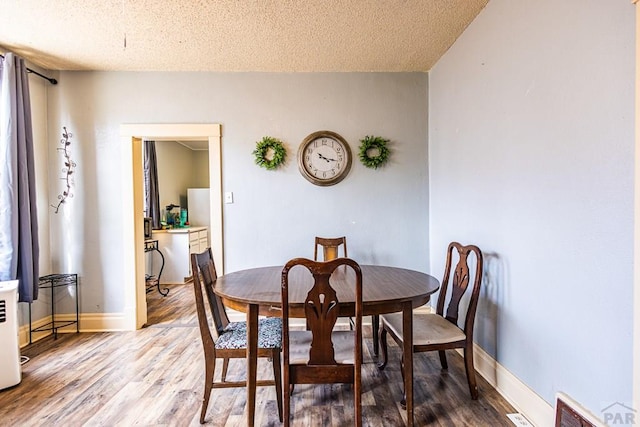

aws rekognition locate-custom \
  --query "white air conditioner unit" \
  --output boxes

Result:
[0,280,21,390]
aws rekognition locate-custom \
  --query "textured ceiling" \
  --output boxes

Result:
[0,0,488,72]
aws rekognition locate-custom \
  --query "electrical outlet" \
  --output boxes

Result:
[224,192,233,204]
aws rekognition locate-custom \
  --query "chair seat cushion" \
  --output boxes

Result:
[215,317,282,350]
[288,330,356,365]
[381,312,466,345]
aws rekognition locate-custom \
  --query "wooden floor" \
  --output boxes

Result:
[1,282,516,426]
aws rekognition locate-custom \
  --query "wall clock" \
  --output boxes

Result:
[297,131,352,186]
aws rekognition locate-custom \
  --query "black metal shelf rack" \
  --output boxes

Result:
[29,273,79,344]
[145,239,168,296]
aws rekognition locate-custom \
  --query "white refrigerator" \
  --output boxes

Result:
[187,188,210,247]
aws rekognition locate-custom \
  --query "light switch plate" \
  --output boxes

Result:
[224,192,233,204]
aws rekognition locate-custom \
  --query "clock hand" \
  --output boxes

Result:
[317,153,331,162]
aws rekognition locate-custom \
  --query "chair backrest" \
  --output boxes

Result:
[436,242,483,336]
[314,236,348,262]
[191,248,230,337]
[281,257,362,366]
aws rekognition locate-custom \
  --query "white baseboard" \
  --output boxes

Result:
[461,342,555,427]
[19,312,128,347]
[418,304,553,426]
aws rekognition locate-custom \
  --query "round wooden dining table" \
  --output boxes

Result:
[214,264,440,427]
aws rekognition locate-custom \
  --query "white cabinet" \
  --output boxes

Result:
[152,227,208,284]
[189,228,210,260]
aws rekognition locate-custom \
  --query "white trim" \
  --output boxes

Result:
[634,0,640,416]
[468,344,554,427]
[208,134,224,276]
[420,304,554,426]
[120,124,221,140]
[19,313,128,347]
[72,312,129,332]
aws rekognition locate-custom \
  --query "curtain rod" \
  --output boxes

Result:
[0,54,58,85]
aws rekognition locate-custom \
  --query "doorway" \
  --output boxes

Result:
[120,123,222,329]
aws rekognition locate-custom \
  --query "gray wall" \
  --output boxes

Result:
[155,141,208,217]
[46,72,430,313]
[429,0,634,414]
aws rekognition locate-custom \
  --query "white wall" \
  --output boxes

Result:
[429,0,634,419]
[47,72,429,314]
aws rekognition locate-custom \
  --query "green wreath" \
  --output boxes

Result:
[253,136,287,170]
[358,135,390,169]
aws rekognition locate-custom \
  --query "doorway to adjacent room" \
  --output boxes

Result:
[121,123,222,329]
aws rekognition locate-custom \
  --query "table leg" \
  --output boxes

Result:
[246,303,258,427]
[372,314,380,356]
[402,301,414,426]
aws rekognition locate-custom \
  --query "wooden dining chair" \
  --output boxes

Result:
[313,236,380,356]
[314,236,348,261]
[313,236,381,356]
[191,248,283,424]
[378,242,484,404]
[281,257,364,427]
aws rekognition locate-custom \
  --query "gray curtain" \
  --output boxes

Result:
[143,140,161,228]
[0,52,39,302]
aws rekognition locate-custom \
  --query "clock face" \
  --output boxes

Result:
[297,131,352,186]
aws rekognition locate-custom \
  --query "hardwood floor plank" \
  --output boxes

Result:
[0,282,517,426]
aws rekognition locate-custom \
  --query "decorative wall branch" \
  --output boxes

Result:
[51,127,76,213]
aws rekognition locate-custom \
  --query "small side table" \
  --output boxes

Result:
[145,239,168,296]
[29,273,79,344]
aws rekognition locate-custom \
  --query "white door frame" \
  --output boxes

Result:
[120,123,223,329]
[634,0,640,415]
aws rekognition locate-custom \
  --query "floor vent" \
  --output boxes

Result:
[0,300,6,323]
[507,413,534,426]
[555,393,606,427]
